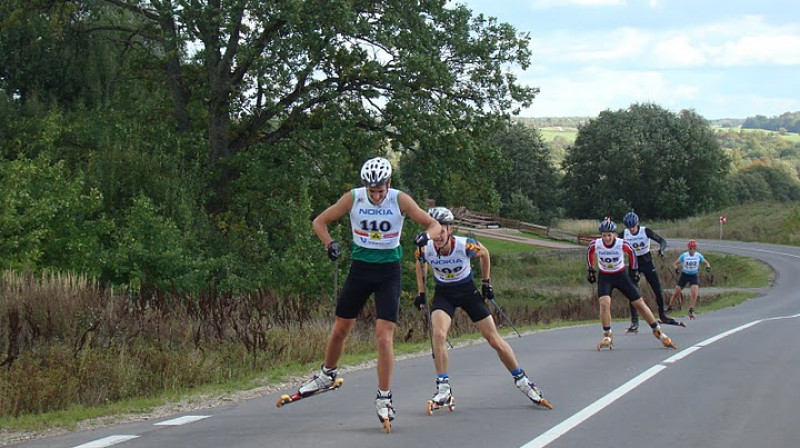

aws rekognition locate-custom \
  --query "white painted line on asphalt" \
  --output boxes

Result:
[73,435,139,448]
[154,415,211,426]
[520,313,800,448]
[519,365,666,448]
[695,320,761,346]
[662,345,702,363]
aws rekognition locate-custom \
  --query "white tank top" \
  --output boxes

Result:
[422,236,473,284]
[349,187,404,250]
[624,226,651,256]
[592,238,627,273]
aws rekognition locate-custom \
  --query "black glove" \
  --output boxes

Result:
[327,240,341,261]
[632,270,640,283]
[706,266,711,273]
[658,248,665,258]
[481,283,494,300]
[587,268,596,284]
[414,292,426,310]
[413,232,430,247]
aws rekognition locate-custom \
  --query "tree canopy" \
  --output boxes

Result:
[560,103,731,220]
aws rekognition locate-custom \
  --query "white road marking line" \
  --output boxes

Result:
[73,435,139,448]
[520,365,666,448]
[662,345,702,363]
[520,313,800,448]
[154,415,211,426]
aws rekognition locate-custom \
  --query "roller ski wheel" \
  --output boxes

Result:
[653,330,677,349]
[276,378,344,407]
[536,397,554,410]
[625,322,639,334]
[596,336,613,351]
[426,396,455,416]
[381,417,392,434]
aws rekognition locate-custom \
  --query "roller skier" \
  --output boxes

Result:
[414,207,552,414]
[278,157,441,433]
[619,211,684,332]
[587,218,677,350]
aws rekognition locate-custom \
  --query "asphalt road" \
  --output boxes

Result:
[7,239,800,448]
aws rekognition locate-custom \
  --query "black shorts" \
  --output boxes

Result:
[335,260,401,322]
[598,270,641,302]
[431,281,491,322]
[677,273,699,288]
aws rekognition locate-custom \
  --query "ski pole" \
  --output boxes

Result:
[418,252,435,358]
[332,258,338,303]
[418,253,453,355]
[489,298,521,338]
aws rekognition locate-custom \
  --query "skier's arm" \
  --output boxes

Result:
[398,192,442,239]
[471,240,491,282]
[312,191,354,247]
[623,241,638,271]
[586,242,596,268]
[645,228,668,254]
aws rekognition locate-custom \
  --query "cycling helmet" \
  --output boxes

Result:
[687,239,698,250]
[623,211,639,228]
[360,157,392,187]
[428,207,455,225]
[598,218,617,233]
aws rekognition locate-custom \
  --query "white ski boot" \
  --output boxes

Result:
[375,389,395,433]
[297,365,338,397]
[426,377,455,415]
[514,371,553,409]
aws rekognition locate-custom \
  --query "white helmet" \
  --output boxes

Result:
[428,206,455,225]
[360,157,392,187]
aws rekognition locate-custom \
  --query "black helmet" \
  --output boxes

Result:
[598,218,617,233]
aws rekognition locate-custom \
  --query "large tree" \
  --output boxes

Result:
[88,0,537,208]
[560,103,730,220]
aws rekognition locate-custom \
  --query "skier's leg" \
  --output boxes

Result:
[689,285,700,318]
[476,315,517,370]
[375,318,395,391]
[431,310,452,374]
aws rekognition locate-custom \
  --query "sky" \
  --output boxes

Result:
[457,0,800,119]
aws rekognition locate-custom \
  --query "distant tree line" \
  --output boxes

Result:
[742,112,800,133]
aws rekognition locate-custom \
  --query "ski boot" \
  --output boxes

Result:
[626,320,639,334]
[375,390,395,433]
[277,365,342,407]
[653,327,677,349]
[659,313,686,328]
[514,371,553,409]
[426,377,455,415]
[596,331,613,351]
[688,308,696,320]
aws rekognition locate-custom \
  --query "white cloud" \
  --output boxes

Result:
[527,0,625,9]
[520,67,699,116]
[653,36,707,67]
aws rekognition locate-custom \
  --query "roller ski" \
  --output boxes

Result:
[658,313,686,328]
[688,308,697,320]
[426,378,455,415]
[625,321,639,334]
[653,327,677,349]
[376,390,395,434]
[276,366,343,407]
[596,331,613,351]
[514,371,553,409]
